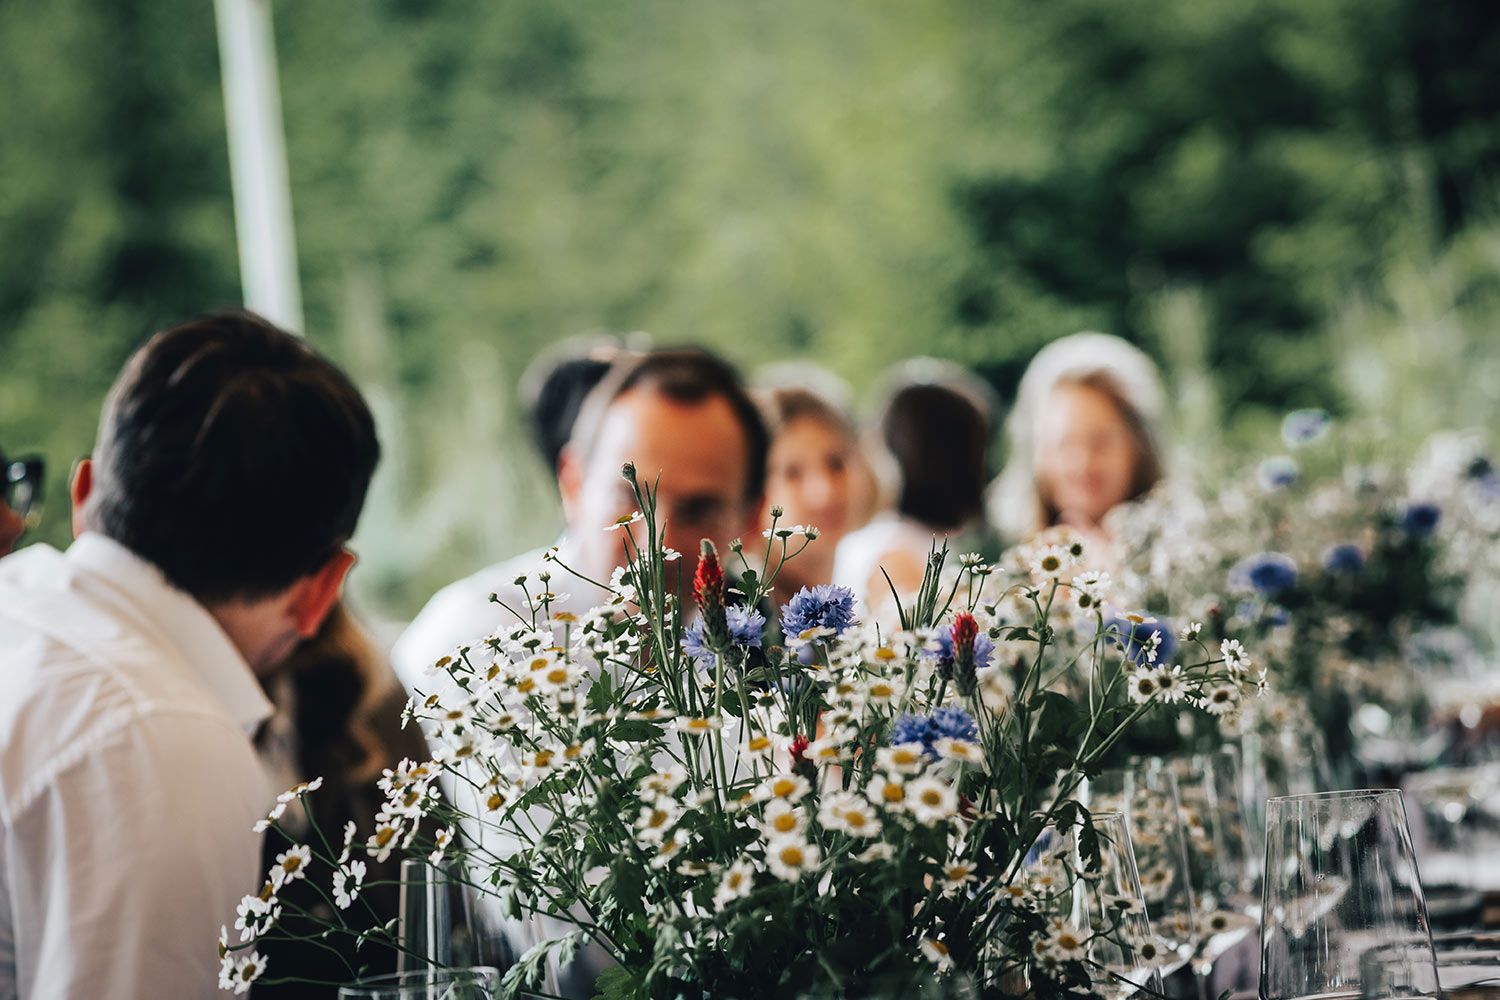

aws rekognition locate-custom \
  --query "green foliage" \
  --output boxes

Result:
[3,0,1499,620]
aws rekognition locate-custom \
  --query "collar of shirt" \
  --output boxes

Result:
[66,532,275,736]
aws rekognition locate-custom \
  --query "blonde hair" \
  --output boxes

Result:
[991,333,1167,540]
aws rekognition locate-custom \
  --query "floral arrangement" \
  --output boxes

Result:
[1107,411,1497,772]
[220,465,1262,998]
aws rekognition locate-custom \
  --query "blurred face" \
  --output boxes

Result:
[764,416,855,544]
[0,498,22,557]
[562,389,761,587]
[1034,381,1141,527]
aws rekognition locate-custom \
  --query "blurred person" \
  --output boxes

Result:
[753,376,874,596]
[833,359,996,611]
[251,603,458,999]
[520,333,627,478]
[0,449,43,556]
[990,332,1166,546]
[394,346,769,681]
[0,312,379,999]
[392,346,767,997]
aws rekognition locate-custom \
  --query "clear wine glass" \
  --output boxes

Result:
[1174,747,1261,996]
[1091,763,1200,978]
[1260,789,1439,1000]
[1072,811,1168,1000]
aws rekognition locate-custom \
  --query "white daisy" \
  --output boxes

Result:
[856,842,896,863]
[635,802,683,845]
[802,735,847,766]
[1152,665,1186,703]
[228,951,268,994]
[934,737,985,767]
[1043,927,1087,962]
[429,827,454,865]
[1126,668,1160,704]
[817,791,882,838]
[1201,684,1241,716]
[765,836,821,881]
[905,776,959,826]
[641,765,689,799]
[1030,544,1074,579]
[676,715,723,737]
[866,774,909,812]
[605,511,644,532]
[269,845,311,889]
[713,859,756,908]
[876,743,927,776]
[337,821,357,865]
[941,861,977,892]
[233,894,280,942]
[1178,621,1204,642]
[759,773,812,803]
[332,860,366,910]
[758,798,805,838]
[1221,638,1251,672]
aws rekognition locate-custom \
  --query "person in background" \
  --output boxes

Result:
[394,346,769,681]
[833,358,996,613]
[521,333,627,478]
[0,449,43,557]
[989,331,1167,548]
[753,373,874,598]
[0,311,379,999]
[251,603,454,998]
[392,346,768,998]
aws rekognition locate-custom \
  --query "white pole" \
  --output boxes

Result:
[213,0,304,334]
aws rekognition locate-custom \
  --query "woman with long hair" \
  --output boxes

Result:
[754,374,874,597]
[991,332,1167,546]
[834,359,996,612]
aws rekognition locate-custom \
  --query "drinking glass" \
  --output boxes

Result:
[1043,811,1166,1000]
[1091,763,1199,978]
[337,966,501,999]
[1260,789,1438,1000]
[1174,747,1260,994]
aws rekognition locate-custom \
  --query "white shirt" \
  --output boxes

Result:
[0,534,274,1000]
[392,541,609,998]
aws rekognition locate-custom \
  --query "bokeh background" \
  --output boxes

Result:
[3,0,1499,623]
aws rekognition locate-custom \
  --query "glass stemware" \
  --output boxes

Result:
[1260,789,1439,1000]
[1090,763,1200,979]
[1165,747,1262,999]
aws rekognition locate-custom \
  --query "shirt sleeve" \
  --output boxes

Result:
[4,709,270,999]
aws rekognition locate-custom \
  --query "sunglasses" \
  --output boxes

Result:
[2,452,45,522]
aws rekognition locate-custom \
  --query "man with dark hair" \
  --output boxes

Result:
[395,346,768,679]
[520,334,625,477]
[391,345,766,997]
[0,311,380,998]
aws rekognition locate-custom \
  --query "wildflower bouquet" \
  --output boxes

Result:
[1109,411,1489,770]
[222,465,1260,999]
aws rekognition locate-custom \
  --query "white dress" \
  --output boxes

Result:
[833,513,949,616]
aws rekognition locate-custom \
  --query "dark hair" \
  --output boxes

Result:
[91,310,380,603]
[882,382,990,531]
[522,340,621,474]
[572,347,770,501]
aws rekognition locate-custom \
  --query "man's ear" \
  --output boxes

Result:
[289,549,356,639]
[557,445,583,524]
[70,457,93,539]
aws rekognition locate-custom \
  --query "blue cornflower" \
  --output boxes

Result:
[1257,456,1300,491]
[1322,543,1365,574]
[1281,408,1331,448]
[930,706,978,742]
[891,707,978,758]
[682,605,766,665]
[1107,615,1177,666]
[1230,552,1298,597]
[1400,503,1442,538]
[780,584,857,639]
